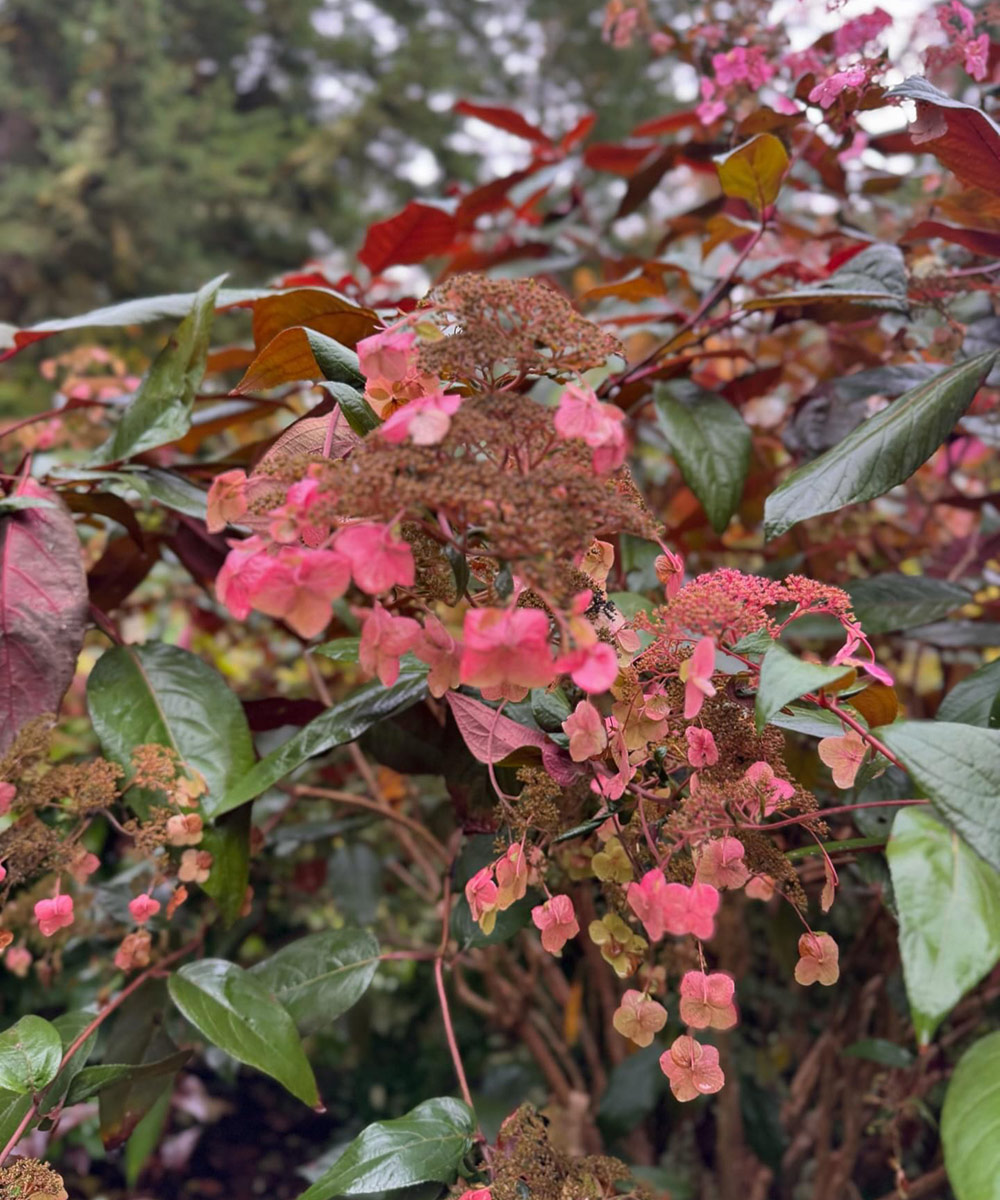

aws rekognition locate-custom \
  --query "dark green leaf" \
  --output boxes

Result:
[327,844,382,924]
[313,638,362,663]
[907,620,1000,647]
[731,630,776,656]
[530,687,572,732]
[0,1016,63,1094]
[121,466,209,519]
[942,1031,1000,1200]
[597,1044,667,1138]
[452,892,535,947]
[654,382,751,533]
[768,703,857,738]
[200,805,252,926]
[216,663,428,815]
[169,959,319,1108]
[888,808,1000,1044]
[764,353,998,539]
[306,329,366,388]
[845,574,969,635]
[298,1097,475,1200]
[319,380,380,436]
[938,658,1000,727]
[124,1085,172,1188]
[86,640,256,820]
[99,981,182,1150]
[747,244,908,314]
[65,1050,192,1106]
[91,276,224,464]
[250,929,380,1035]
[755,643,852,732]
[842,1038,914,1068]
[881,721,1000,870]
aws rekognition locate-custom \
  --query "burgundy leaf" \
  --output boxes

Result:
[0,478,88,752]
[445,691,547,764]
[454,100,552,146]
[889,77,1000,198]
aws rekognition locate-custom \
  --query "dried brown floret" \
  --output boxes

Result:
[418,275,622,385]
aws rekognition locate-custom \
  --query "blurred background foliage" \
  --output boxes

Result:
[0,0,669,326]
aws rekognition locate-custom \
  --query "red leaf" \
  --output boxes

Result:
[454,100,552,146]
[630,110,701,138]
[0,479,88,752]
[559,112,597,153]
[358,202,458,274]
[456,168,538,226]
[583,142,660,177]
[901,220,1000,257]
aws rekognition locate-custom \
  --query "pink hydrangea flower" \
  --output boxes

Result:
[661,881,720,940]
[531,894,579,955]
[627,868,670,942]
[466,866,499,935]
[613,989,668,1047]
[679,637,716,720]
[379,390,463,445]
[166,813,204,847]
[216,538,351,638]
[795,932,840,986]
[679,970,738,1029]
[660,1035,725,1101]
[697,79,727,126]
[746,874,776,902]
[939,0,974,35]
[0,782,15,816]
[694,838,750,890]
[35,894,74,938]
[411,615,462,698]
[359,601,420,686]
[5,946,31,977]
[654,549,684,599]
[818,732,867,789]
[963,32,989,79]
[743,760,795,815]
[553,385,627,474]
[457,1191,492,1200]
[206,469,248,533]
[129,894,161,925]
[808,66,868,109]
[685,726,718,768]
[557,642,618,694]
[495,845,528,910]
[335,523,415,595]
[460,607,555,701]
[833,7,892,55]
[67,848,100,884]
[267,477,326,545]
[357,326,440,418]
[563,700,608,762]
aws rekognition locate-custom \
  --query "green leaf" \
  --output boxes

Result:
[767,703,848,738]
[313,637,362,663]
[319,380,381,436]
[216,663,428,815]
[845,574,969,635]
[0,1016,63,1094]
[99,981,183,1150]
[754,643,852,732]
[65,1050,192,1106]
[250,929,380,1036]
[881,720,1000,870]
[942,1030,1000,1200]
[731,630,776,656]
[938,658,1000,728]
[841,1038,914,1068]
[714,133,788,211]
[87,640,256,820]
[764,353,998,540]
[200,805,252,926]
[168,959,319,1108]
[597,1044,667,1138]
[298,1097,475,1200]
[888,807,1000,1044]
[124,1084,173,1189]
[746,244,909,315]
[530,686,572,733]
[306,329,366,388]
[653,382,751,533]
[90,275,224,464]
